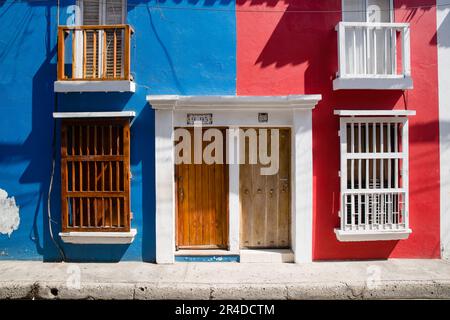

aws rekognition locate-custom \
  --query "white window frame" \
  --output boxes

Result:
[342,0,394,22]
[335,110,415,241]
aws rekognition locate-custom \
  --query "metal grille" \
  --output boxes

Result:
[61,119,131,232]
[339,117,409,232]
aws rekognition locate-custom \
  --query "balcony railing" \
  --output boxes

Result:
[57,25,133,81]
[336,22,411,82]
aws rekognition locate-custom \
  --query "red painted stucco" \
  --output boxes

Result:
[236,0,441,259]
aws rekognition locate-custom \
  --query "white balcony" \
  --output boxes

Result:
[333,22,413,90]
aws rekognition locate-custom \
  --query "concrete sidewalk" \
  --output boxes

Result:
[1,259,450,299]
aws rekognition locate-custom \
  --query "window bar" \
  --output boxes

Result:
[87,197,91,228]
[109,198,113,228]
[113,30,117,78]
[372,122,376,189]
[102,197,105,228]
[350,123,355,226]
[384,27,388,75]
[363,26,367,75]
[373,28,377,74]
[353,27,357,75]
[71,30,76,79]
[387,123,393,224]
[79,125,83,192]
[101,126,105,192]
[402,120,410,229]
[392,29,397,75]
[117,198,120,227]
[93,30,97,78]
[80,196,84,228]
[358,123,362,226]
[365,122,369,228]
[94,126,98,192]
[394,123,399,188]
[94,197,98,228]
[380,121,384,234]
[83,30,87,78]
[102,30,107,79]
[71,126,76,192]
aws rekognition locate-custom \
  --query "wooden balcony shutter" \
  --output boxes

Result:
[81,0,125,79]
[61,118,131,232]
[105,0,125,78]
[82,0,100,78]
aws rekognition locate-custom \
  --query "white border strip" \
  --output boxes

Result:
[53,111,136,119]
[147,95,322,110]
[437,2,450,260]
[334,110,416,117]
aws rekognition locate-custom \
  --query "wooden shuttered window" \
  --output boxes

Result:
[81,0,125,79]
[61,118,131,232]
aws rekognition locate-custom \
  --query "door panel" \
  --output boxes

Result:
[240,128,291,249]
[176,128,228,249]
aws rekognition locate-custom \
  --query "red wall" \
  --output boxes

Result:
[236,0,441,259]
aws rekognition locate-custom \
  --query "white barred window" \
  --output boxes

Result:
[335,110,415,241]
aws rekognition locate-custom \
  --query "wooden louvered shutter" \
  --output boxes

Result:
[105,0,125,78]
[82,0,100,78]
[61,118,131,232]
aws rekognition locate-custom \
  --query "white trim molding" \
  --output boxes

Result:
[147,95,322,110]
[54,80,136,93]
[334,110,416,117]
[59,229,137,244]
[53,111,136,119]
[437,1,450,260]
[333,77,413,90]
[335,110,415,242]
[149,95,321,264]
[335,229,412,242]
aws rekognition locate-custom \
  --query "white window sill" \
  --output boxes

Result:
[333,76,413,90]
[59,229,137,244]
[54,80,136,93]
[335,228,412,242]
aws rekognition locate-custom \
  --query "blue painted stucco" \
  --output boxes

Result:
[0,0,236,261]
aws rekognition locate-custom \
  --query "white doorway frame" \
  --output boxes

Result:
[148,95,322,264]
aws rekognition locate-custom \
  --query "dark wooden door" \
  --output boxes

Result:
[175,128,228,249]
[240,128,291,248]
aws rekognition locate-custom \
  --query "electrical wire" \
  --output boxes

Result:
[48,92,66,262]
[46,0,66,262]
[1,0,450,14]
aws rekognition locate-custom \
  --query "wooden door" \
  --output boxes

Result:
[240,128,291,248]
[175,128,228,249]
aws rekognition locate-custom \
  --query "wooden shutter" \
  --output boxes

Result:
[61,118,131,232]
[105,0,125,78]
[105,0,124,24]
[82,1,100,78]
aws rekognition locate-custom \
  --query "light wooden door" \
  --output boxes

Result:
[240,128,291,249]
[175,128,228,249]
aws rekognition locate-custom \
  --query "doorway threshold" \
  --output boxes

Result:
[175,249,239,256]
[240,249,294,263]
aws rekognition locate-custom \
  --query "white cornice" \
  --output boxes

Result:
[53,111,136,119]
[147,95,322,110]
[334,110,416,117]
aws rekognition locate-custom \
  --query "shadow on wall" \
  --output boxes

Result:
[435,5,450,48]
[0,1,156,262]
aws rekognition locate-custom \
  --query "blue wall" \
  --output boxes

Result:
[0,0,236,261]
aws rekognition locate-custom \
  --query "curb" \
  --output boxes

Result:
[1,280,450,300]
